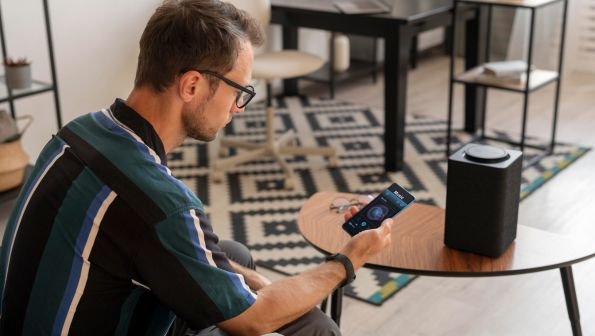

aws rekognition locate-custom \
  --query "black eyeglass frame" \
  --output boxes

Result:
[181,68,256,108]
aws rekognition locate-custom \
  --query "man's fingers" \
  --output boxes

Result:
[343,206,360,221]
[379,218,393,235]
[378,219,393,247]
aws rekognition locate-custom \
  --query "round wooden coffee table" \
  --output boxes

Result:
[298,191,595,335]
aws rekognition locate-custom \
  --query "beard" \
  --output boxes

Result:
[181,99,219,142]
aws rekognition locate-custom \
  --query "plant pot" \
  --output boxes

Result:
[4,64,32,90]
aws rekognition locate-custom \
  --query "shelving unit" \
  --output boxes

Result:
[0,0,62,128]
[0,0,61,201]
[445,0,569,167]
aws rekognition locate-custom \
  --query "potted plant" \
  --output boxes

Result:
[4,57,32,90]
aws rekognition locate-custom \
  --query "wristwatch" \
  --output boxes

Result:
[325,253,356,287]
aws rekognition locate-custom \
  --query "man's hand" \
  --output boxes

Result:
[343,205,361,222]
[217,195,394,335]
[244,269,272,291]
[341,204,393,270]
[229,260,272,291]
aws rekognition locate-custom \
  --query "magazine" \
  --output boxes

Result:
[334,0,390,15]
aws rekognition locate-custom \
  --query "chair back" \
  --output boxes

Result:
[225,0,270,28]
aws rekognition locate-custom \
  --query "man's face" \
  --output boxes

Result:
[182,42,254,142]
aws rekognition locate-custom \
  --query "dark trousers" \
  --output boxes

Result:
[170,240,341,336]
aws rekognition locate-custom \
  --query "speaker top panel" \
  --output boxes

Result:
[464,144,510,163]
[449,144,522,168]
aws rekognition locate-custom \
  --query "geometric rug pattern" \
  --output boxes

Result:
[168,97,590,305]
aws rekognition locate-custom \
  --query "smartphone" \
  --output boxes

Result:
[342,183,416,236]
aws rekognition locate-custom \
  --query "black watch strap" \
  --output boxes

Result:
[325,253,356,287]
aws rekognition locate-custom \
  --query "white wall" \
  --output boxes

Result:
[566,0,595,72]
[2,0,159,159]
[507,2,567,70]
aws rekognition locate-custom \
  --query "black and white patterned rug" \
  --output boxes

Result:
[168,97,589,305]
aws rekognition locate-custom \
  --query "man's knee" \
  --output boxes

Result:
[278,309,341,336]
[218,240,255,270]
[304,310,341,336]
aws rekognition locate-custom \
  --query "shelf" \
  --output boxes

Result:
[0,165,31,204]
[0,77,55,103]
[456,0,563,9]
[303,59,382,84]
[453,66,558,92]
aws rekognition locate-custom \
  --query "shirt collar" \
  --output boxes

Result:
[109,98,168,165]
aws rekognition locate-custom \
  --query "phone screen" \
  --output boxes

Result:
[342,183,415,236]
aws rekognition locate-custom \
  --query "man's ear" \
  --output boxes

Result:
[178,71,203,103]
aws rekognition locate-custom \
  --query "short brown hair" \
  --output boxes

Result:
[134,0,264,92]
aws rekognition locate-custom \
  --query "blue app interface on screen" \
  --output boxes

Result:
[343,184,414,236]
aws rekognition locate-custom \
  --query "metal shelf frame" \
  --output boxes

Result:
[445,0,569,166]
[0,0,62,129]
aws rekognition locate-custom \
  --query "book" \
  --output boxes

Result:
[475,72,527,85]
[483,60,531,77]
[333,0,390,15]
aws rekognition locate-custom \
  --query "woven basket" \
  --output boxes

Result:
[0,115,32,192]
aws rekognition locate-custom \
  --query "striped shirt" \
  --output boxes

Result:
[0,99,256,335]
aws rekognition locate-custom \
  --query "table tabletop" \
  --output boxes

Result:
[271,0,453,23]
[298,192,595,277]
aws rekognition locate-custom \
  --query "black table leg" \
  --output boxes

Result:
[560,266,582,336]
[410,35,418,69]
[281,24,300,96]
[383,25,411,172]
[330,287,344,326]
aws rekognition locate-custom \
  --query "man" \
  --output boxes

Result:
[0,0,394,335]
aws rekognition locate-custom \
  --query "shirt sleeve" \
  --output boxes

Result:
[132,207,257,329]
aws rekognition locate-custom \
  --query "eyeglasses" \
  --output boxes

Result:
[182,68,256,109]
[329,197,365,213]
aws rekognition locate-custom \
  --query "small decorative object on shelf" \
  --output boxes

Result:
[3,56,32,90]
[0,110,32,192]
[333,33,350,73]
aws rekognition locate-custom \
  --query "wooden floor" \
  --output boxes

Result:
[282,54,595,336]
[1,54,594,335]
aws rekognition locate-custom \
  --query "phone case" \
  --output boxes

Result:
[342,183,415,236]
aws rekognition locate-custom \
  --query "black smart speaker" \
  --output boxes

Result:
[444,144,523,257]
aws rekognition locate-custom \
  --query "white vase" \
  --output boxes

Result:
[333,33,350,73]
[4,65,32,90]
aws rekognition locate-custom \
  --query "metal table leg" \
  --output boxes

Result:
[560,266,582,336]
[330,287,344,326]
